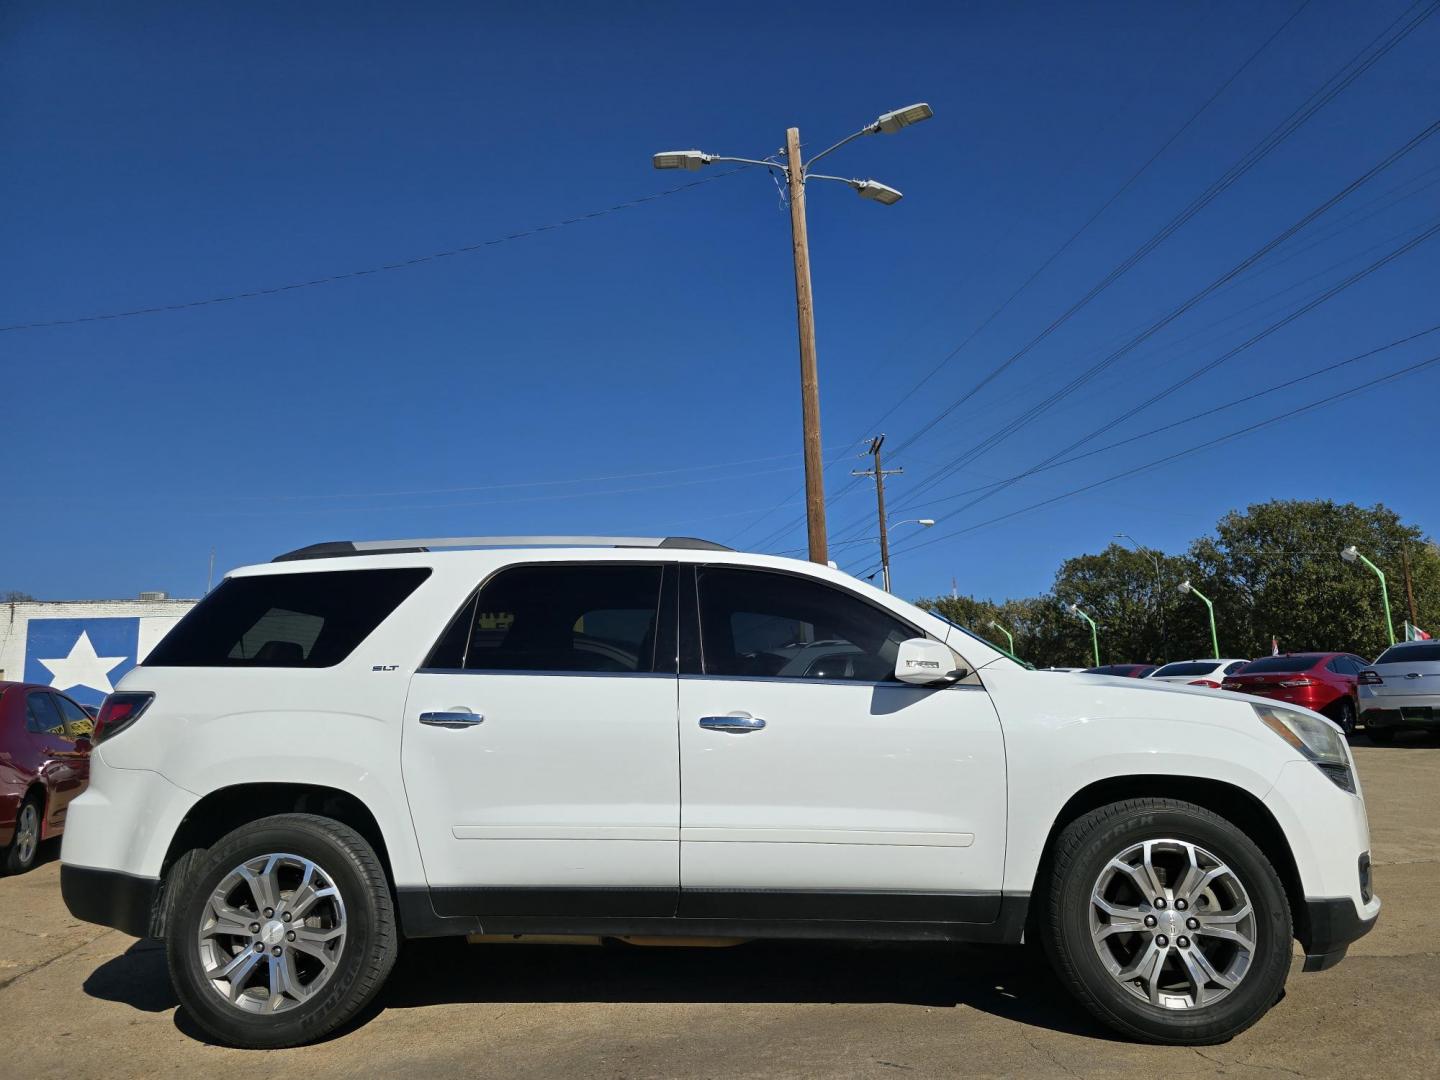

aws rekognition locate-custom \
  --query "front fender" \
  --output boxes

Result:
[984,668,1298,895]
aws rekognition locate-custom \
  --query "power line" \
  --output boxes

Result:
[899,214,1440,527]
[912,322,1440,512]
[0,169,745,334]
[867,348,1440,571]
[878,119,1440,522]
[754,0,1436,553]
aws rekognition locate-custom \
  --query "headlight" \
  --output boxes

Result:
[1252,702,1355,792]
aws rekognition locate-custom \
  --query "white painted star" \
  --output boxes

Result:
[39,631,127,695]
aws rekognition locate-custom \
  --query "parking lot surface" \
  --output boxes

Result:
[3,742,1437,1079]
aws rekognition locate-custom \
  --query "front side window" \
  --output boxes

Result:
[428,563,666,674]
[144,568,430,668]
[696,566,917,682]
[54,694,93,738]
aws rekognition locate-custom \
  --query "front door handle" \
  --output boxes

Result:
[698,713,766,734]
[419,710,484,729]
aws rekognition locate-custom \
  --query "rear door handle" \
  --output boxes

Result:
[419,710,484,729]
[698,713,766,734]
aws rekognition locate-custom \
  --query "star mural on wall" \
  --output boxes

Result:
[38,630,127,695]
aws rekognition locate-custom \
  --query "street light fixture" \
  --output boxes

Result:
[867,517,934,593]
[652,103,933,565]
[1341,545,1396,646]
[1178,579,1220,660]
[987,618,1016,655]
[1066,602,1100,667]
[1116,532,1168,661]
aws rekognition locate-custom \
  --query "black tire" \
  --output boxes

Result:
[1333,698,1357,738]
[167,813,397,1048]
[1367,727,1394,745]
[3,791,44,875]
[1042,798,1292,1045]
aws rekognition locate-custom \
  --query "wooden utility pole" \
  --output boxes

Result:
[785,127,827,564]
[1402,544,1419,631]
[853,435,904,592]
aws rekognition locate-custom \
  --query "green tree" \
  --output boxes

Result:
[1188,500,1440,660]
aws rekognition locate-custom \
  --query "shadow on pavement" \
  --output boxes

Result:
[83,939,177,1013]
[378,937,1116,1040]
[82,935,1116,1045]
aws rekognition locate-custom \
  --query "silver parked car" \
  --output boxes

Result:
[1357,641,1440,742]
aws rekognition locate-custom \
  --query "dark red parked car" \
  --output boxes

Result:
[1083,663,1158,678]
[0,682,93,874]
[1221,653,1369,736]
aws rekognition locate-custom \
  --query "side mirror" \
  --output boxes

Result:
[894,637,967,686]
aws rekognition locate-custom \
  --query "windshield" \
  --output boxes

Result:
[1235,655,1321,674]
[1375,642,1440,664]
[1152,661,1220,678]
[930,614,1032,668]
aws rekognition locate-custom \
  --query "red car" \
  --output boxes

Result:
[0,682,93,874]
[1221,653,1369,736]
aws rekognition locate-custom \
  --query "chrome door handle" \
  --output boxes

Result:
[419,710,484,729]
[698,714,766,734]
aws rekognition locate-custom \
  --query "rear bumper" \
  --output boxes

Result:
[61,864,161,938]
[1298,896,1379,971]
[1360,704,1440,730]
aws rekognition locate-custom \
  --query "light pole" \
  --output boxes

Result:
[849,519,935,591]
[1178,580,1220,660]
[1116,532,1168,662]
[1342,545,1396,646]
[878,517,934,592]
[1066,603,1100,667]
[653,102,934,565]
[987,619,1015,655]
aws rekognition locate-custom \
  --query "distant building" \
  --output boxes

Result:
[0,594,197,707]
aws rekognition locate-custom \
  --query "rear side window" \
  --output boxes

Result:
[144,568,430,668]
[1152,662,1219,678]
[1238,656,1320,674]
[1375,643,1440,664]
[425,563,666,674]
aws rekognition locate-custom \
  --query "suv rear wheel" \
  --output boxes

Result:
[1042,797,1292,1044]
[167,813,397,1048]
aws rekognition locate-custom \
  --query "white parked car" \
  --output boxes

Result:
[60,536,1377,1049]
[1148,658,1252,687]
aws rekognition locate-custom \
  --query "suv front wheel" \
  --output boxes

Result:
[167,813,397,1048]
[1043,797,1292,1044]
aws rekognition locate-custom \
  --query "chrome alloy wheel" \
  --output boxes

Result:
[196,853,347,1014]
[1089,839,1256,1010]
[15,803,39,865]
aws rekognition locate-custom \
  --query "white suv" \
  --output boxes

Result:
[60,536,1378,1049]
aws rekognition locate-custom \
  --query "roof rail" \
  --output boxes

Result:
[272,535,734,562]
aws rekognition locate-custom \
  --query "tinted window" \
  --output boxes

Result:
[1239,656,1321,674]
[1152,662,1221,678]
[1375,642,1440,664]
[431,563,665,674]
[54,694,93,737]
[697,567,917,681]
[144,568,430,668]
[26,692,66,736]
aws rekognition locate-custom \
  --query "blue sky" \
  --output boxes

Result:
[4,0,1438,602]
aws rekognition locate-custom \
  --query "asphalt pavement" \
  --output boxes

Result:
[3,740,1437,1079]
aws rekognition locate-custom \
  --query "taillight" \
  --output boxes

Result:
[1279,677,1317,687]
[1188,679,1221,688]
[94,692,154,744]
[1357,669,1383,685]
[1221,680,1241,691]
